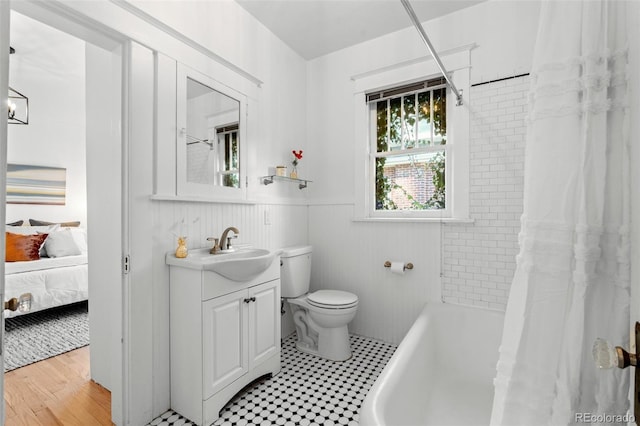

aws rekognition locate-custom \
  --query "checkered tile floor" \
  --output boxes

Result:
[148,333,396,426]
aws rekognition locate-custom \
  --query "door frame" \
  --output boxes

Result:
[1,1,130,424]
[0,1,11,421]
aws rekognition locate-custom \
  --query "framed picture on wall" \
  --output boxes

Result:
[6,164,66,205]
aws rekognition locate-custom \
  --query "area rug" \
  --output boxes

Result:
[4,301,89,372]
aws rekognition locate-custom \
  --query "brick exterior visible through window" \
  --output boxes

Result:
[368,77,447,214]
[384,163,436,209]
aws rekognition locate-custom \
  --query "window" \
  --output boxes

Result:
[367,78,448,216]
[216,124,240,188]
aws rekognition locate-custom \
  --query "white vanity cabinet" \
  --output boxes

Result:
[168,258,281,426]
[202,280,279,400]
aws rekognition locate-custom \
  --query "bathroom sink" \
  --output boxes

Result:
[167,247,280,282]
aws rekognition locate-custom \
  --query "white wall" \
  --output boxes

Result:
[11,2,640,424]
[85,42,122,399]
[305,0,540,204]
[7,12,87,225]
[128,0,309,194]
[309,205,441,343]
[52,1,310,421]
[305,0,540,343]
[442,76,528,310]
[13,0,543,422]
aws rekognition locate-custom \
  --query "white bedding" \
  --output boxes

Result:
[5,254,88,275]
[4,255,88,318]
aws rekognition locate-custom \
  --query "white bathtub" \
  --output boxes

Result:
[359,302,504,426]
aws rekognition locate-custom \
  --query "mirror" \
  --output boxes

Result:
[185,77,240,188]
[176,64,247,200]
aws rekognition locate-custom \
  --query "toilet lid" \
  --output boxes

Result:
[308,290,358,308]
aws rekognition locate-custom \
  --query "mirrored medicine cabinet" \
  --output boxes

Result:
[175,64,248,201]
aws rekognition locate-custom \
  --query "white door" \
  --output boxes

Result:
[248,280,280,368]
[0,1,10,422]
[202,290,249,399]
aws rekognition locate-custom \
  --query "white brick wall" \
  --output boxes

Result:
[187,143,212,184]
[442,75,529,310]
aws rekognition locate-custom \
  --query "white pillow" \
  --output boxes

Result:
[43,229,82,258]
[67,227,88,254]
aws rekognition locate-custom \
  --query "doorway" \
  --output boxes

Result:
[3,4,124,424]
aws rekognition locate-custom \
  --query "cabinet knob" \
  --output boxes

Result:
[244,297,256,303]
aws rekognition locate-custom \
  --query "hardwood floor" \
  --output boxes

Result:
[4,346,112,426]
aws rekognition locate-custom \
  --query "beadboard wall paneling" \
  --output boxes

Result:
[152,201,308,378]
[153,202,308,252]
[308,205,441,344]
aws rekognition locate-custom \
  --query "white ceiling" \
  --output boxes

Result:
[9,2,486,75]
[10,11,85,82]
[236,0,486,60]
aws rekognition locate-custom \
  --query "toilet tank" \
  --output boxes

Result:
[280,245,312,298]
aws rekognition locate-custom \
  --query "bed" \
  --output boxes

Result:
[4,223,88,318]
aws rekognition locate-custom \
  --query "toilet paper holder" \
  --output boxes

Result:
[384,261,413,271]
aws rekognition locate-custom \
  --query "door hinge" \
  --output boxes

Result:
[123,255,130,274]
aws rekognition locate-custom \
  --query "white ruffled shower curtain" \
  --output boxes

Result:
[491,1,631,425]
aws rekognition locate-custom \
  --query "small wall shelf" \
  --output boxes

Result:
[262,175,312,190]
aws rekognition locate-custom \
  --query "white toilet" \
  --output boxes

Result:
[281,245,358,361]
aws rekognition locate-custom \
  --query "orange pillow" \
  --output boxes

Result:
[5,232,48,262]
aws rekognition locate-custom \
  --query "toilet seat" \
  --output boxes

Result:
[308,290,358,309]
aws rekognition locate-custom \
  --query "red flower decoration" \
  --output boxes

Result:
[292,150,303,166]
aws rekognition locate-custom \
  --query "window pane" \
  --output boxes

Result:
[224,134,231,170]
[223,173,239,188]
[218,131,240,188]
[388,97,402,151]
[375,157,396,210]
[417,91,432,147]
[375,151,446,210]
[220,131,239,172]
[231,132,238,170]
[433,88,446,145]
[403,95,416,149]
[376,101,388,152]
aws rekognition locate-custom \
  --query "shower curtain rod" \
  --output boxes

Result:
[186,134,213,148]
[400,0,463,106]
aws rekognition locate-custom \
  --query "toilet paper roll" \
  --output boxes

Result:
[389,261,405,275]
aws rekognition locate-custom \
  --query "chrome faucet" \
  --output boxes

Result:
[219,226,239,252]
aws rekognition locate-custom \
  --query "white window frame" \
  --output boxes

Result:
[353,46,471,221]
[368,81,450,218]
[216,124,240,186]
